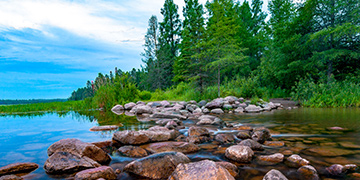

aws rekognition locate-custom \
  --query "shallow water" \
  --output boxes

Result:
[0,108,360,179]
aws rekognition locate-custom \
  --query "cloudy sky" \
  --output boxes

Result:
[0,0,269,99]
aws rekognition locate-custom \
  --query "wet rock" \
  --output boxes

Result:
[188,126,210,137]
[197,115,224,126]
[118,146,148,157]
[0,175,23,180]
[239,139,264,151]
[74,166,117,180]
[169,160,235,180]
[151,113,187,120]
[234,107,244,113]
[244,105,262,113]
[130,105,153,114]
[0,163,38,176]
[124,102,136,110]
[252,127,271,144]
[285,154,310,168]
[211,108,224,114]
[124,151,190,179]
[215,134,235,144]
[156,119,181,126]
[165,120,180,129]
[111,104,124,112]
[339,142,360,149]
[303,147,359,157]
[264,141,285,147]
[216,161,239,177]
[257,153,284,165]
[187,136,213,144]
[297,165,319,180]
[44,152,100,174]
[344,164,358,172]
[140,141,199,154]
[47,138,111,164]
[90,125,118,131]
[140,129,178,142]
[326,127,348,131]
[236,131,251,139]
[113,130,150,145]
[326,164,345,176]
[263,169,288,180]
[225,145,254,163]
[160,100,171,107]
[233,126,253,131]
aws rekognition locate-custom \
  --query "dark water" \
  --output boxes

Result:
[0,108,360,179]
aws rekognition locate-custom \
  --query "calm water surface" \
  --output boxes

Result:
[0,108,359,179]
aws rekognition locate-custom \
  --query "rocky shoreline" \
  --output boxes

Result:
[0,97,358,180]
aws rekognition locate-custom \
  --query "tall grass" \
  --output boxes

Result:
[0,101,85,114]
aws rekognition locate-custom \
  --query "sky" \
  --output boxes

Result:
[0,0,270,99]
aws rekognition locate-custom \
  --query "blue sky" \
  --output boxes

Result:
[0,0,269,99]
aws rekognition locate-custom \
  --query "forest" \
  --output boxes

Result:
[69,0,360,110]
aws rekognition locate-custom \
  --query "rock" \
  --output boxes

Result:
[137,101,146,105]
[186,104,198,112]
[74,166,117,180]
[211,108,224,114]
[156,119,181,126]
[205,101,223,109]
[197,115,224,126]
[113,130,150,145]
[90,125,118,131]
[244,105,262,113]
[263,169,288,180]
[0,163,38,176]
[140,141,199,154]
[44,152,100,174]
[326,164,345,176]
[303,147,359,157]
[297,165,320,180]
[225,145,254,163]
[234,107,244,113]
[187,136,213,144]
[111,105,124,112]
[124,151,190,179]
[160,100,171,107]
[264,141,285,147]
[130,105,153,114]
[238,103,247,108]
[47,138,111,164]
[188,100,197,104]
[344,164,358,172]
[151,113,187,120]
[237,131,251,139]
[188,126,210,137]
[239,139,264,151]
[140,129,178,142]
[169,160,235,180]
[252,127,271,143]
[215,134,235,144]
[0,175,23,180]
[118,146,148,157]
[124,102,136,110]
[216,161,238,177]
[198,100,207,107]
[225,96,238,104]
[192,108,203,115]
[257,153,284,165]
[223,104,233,109]
[339,142,360,149]
[202,108,210,114]
[285,154,310,168]
[165,120,179,129]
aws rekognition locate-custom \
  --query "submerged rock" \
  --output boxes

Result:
[47,138,111,164]
[239,139,264,151]
[124,151,190,179]
[256,153,284,165]
[0,175,23,180]
[263,169,288,180]
[90,125,118,131]
[225,145,254,163]
[140,141,199,154]
[44,152,100,174]
[0,163,38,176]
[169,160,235,180]
[74,166,117,180]
[303,147,359,157]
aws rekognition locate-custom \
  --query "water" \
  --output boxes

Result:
[0,108,360,179]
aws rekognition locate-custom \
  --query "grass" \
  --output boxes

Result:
[0,101,85,115]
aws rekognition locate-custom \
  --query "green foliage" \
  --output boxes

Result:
[139,91,152,101]
[0,101,85,114]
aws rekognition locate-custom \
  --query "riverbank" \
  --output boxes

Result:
[1,97,359,179]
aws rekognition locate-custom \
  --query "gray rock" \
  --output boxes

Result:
[124,151,190,179]
[169,160,235,180]
[263,169,288,180]
[297,165,319,180]
[140,141,199,154]
[225,96,238,104]
[252,127,271,144]
[192,108,203,114]
[236,131,251,139]
[205,101,223,109]
[130,105,153,114]
[202,108,210,114]
[234,107,244,113]
[225,145,254,163]
[113,130,150,145]
[74,166,117,180]
[244,105,262,113]
[239,139,264,151]
[151,113,187,120]
[198,100,207,107]
[223,104,233,109]
[90,125,118,131]
[111,105,124,112]
[238,103,247,108]
[215,134,235,144]
[160,100,171,107]
[285,154,310,168]
[124,102,136,110]
[211,108,224,114]
[140,129,178,142]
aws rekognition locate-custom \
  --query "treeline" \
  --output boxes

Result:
[0,99,67,105]
[70,0,360,108]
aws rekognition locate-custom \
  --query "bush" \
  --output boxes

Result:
[139,90,152,100]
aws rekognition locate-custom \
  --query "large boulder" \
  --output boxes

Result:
[285,154,310,168]
[263,169,288,180]
[160,100,171,107]
[113,130,150,145]
[151,113,187,120]
[140,129,178,142]
[0,163,38,176]
[210,108,224,114]
[111,105,124,112]
[124,102,136,110]
[196,115,224,126]
[74,166,117,180]
[205,101,223,109]
[297,165,320,180]
[225,145,254,163]
[130,105,153,114]
[124,151,190,179]
[169,160,235,180]
[188,126,210,137]
[44,152,100,174]
[215,161,239,177]
[244,105,262,113]
[256,153,284,165]
[239,139,264,151]
[252,127,271,144]
[215,134,235,144]
[47,139,111,164]
[225,96,238,104]
[234,107,244,113]
[118,146,148,157]
[140,141,199,154]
